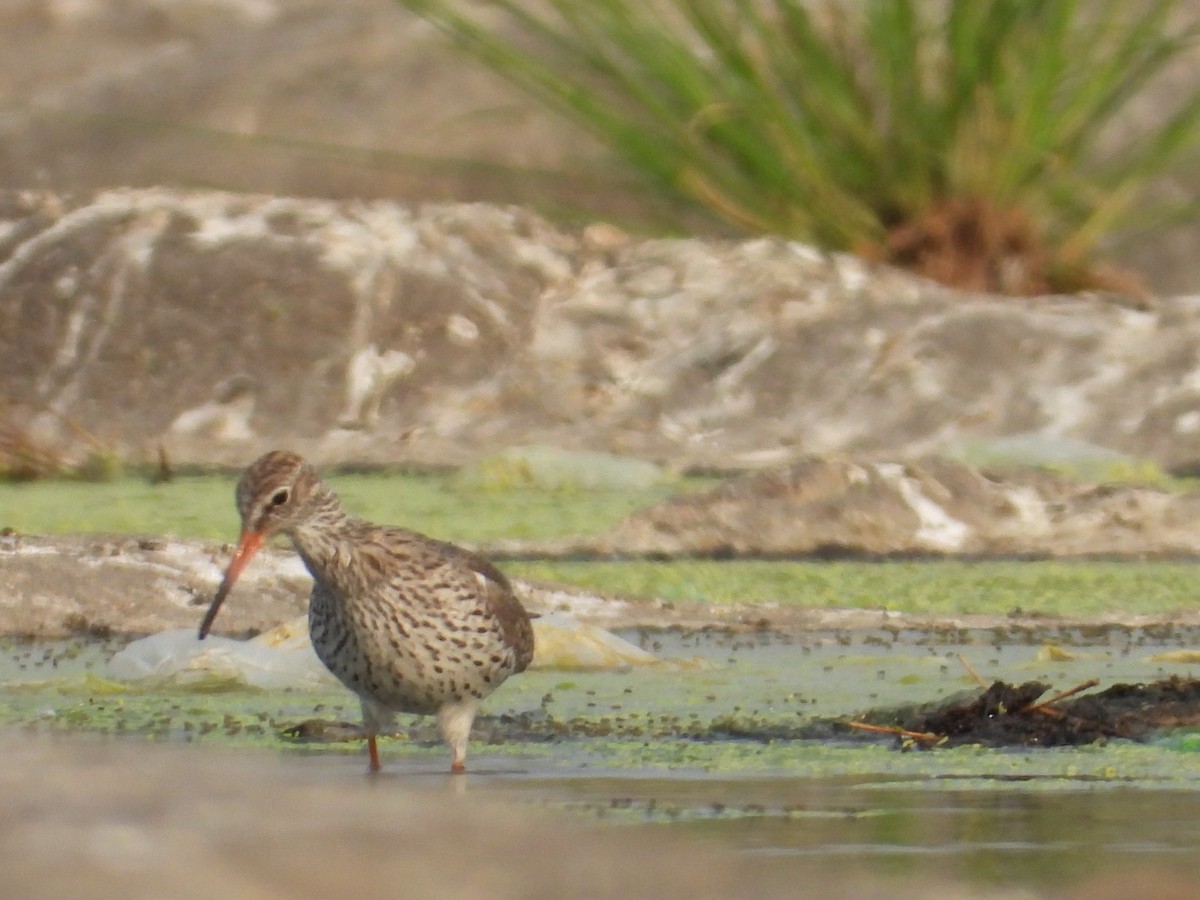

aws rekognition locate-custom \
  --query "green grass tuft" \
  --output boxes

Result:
[397,0,1200,293]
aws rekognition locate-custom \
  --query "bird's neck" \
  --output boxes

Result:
[285,489,357,576]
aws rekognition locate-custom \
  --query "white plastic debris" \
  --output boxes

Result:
[106,614,665,690]
[529,612,660,670]
[106,628,334,691]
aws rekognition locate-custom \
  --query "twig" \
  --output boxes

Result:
[153,443,174,484]
[956,653,987,689]
[846,721,942,744]
[1021,679,1100,715]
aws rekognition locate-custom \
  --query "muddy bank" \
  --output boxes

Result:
[8,531,1200,639]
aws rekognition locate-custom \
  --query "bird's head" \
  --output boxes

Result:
[198,450,322,639]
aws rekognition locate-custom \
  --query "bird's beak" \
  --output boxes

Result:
[198,529,265,639]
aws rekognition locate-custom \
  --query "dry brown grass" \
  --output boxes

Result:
[0,403,120,481]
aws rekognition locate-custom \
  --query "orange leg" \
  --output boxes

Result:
[367,734,381,773]
[450,758,466,775]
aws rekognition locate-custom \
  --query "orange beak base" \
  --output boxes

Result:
[198,530,265,640]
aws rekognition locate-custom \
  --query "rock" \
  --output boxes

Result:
[0,533,310,638]
[0,189,570,470]
[597,456,1200,558]
[7,186,1200,472]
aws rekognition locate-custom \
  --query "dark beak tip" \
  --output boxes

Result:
[198,529,262,643]
[197,584,231,642]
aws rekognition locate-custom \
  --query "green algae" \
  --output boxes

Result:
[13,675,1197,788]
[6,628,1200,788]
[509,558,1200,617]
[0,471,712,542]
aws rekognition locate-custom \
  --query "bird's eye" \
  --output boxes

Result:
[270,488,290,507]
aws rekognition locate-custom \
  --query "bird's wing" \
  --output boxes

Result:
[356,526,536,673]
[429,537,536,673]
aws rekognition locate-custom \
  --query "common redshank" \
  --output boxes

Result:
[198,450,535,774]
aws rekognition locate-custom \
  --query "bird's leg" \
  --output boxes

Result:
[360,699,387,775]
[367,734,381,773]
[437,699,478,775]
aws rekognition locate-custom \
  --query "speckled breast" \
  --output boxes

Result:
[308,581,520,716]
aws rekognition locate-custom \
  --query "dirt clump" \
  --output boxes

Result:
[865,676,1200,748]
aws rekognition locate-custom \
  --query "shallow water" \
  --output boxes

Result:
[4,625,1200,895]
[472,773,1200,891]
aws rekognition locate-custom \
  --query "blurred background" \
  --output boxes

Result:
[4,0,1200,294]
